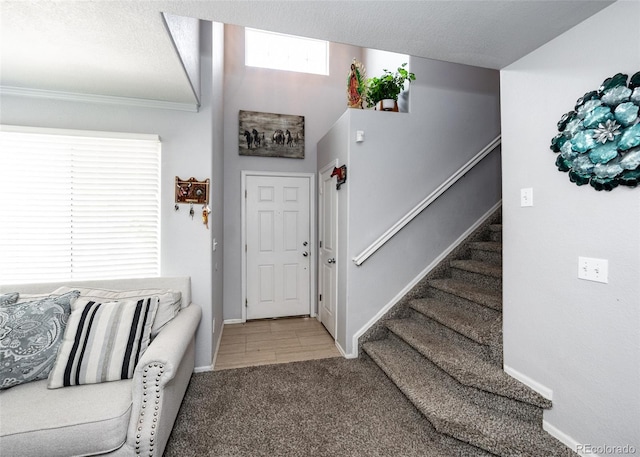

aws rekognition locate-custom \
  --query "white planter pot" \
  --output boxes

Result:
[377,99,398,112]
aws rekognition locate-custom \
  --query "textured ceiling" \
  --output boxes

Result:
[0,0,615,105]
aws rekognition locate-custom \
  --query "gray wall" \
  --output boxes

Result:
[221,24,362,321]
[319,56,502,355]
[0,22,221,371]
[501,1,639,450]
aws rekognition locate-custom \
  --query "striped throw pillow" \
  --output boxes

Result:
[48,297,159,389]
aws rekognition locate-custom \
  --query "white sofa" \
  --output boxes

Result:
[0,277,202,457]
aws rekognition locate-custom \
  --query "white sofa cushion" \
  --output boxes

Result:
[48,297,158,389]
[0,378,132,457]
[47,286,181,337]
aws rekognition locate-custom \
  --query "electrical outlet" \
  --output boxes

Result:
[520,188,533,207]
[578,257,608,283]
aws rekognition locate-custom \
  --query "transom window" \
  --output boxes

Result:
[0,126,161,284]
[245,28,329,76]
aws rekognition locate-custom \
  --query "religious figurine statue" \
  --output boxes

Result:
[347,58,366,109]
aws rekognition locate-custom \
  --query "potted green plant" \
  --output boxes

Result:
[365,63,416,111]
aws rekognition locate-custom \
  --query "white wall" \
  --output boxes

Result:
[221,24,363,321]
[0,22,221,371]
[318,56,502,355]
[501,1,640,451]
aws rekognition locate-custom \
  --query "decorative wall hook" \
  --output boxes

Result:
[331,165,347,190]
[175,177,211,227]
[175,177,210,204]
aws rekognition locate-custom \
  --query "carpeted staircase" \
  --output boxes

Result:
[361,210,576,457]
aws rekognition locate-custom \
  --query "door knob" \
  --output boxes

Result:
[327,258,335,264]
[302,251,309,257]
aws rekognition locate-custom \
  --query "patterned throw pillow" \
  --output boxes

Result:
[0,292,19,306]
[48,297,159,389]
[0,291,81,389]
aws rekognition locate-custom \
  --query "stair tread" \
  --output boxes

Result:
[428,278,502,311]
[363,339,573,457]
[450,259,502,279]
[410,298,497,345]
[386,319,551,409]
[469,241,502,252]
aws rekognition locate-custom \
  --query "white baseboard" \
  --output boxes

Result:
[350,200,502,357]
[335,340,357,359]
[193,364,213,373]
[503,364,553,400]
[223,318,244,325]
[543,421,585,455]
[210,321,225,370]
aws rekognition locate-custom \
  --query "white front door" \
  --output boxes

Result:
[245,175,311,320]
[319,164,338,338]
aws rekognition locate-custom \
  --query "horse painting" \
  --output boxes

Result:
[239,110,304,159]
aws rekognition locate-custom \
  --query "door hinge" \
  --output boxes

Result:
[245,189,247,198]
[245,244,247,252]
[319,294,322,301]
[245,299,248,307]
[319,240,322,248]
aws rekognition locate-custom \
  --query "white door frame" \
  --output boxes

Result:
[241,170,316,323]
[318,160,339,337]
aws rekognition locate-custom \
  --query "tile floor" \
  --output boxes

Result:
[214,317,341,370]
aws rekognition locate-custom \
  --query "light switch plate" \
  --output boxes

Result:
[578,257,608,283]
[520,188,533,207]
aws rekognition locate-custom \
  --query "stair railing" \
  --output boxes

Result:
[352,135,502,266]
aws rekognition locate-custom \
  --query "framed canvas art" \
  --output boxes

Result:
[239,110,305,159]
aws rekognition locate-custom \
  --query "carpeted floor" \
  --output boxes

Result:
[164,357,453,457]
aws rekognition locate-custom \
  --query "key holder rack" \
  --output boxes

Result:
[175,177,210,205]
[175,177,212,228]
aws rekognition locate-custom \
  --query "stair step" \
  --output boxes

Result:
[469,241,502,252]
[469,241,502,265]
[363,339,574,457]
[410,298,498,346]
[386,319,551,410]
[450,259,502,278]
[489,224,502,242]
[450,260,502,291]
[428,278,502,311]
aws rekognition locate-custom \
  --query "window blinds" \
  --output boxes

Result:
[0,126,161,284]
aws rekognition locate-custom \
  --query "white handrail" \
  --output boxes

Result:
[352,135,502,266]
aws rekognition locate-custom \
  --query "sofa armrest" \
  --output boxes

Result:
[125,303,202,456]
[137,303,202,379]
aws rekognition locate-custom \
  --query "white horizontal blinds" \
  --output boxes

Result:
[0,127,161,283]
[0,132,74,281]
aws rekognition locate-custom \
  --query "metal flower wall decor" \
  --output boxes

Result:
[550,71,640,191]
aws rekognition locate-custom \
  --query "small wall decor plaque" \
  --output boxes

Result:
[175,177,211,228]
[238,110,305,159]
[331,165,347,190]
[175,177,210,204]
[550,71,640,191]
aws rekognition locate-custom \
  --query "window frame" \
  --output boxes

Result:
[244,27,330,76]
